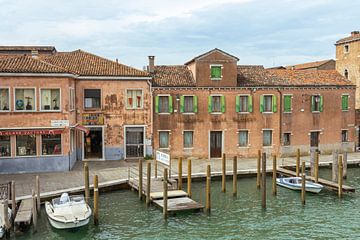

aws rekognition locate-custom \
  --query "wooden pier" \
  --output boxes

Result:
[14,199,33,228]
[278,167,355,192]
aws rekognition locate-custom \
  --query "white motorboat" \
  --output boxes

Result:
[45,193,91,229]
[276,177,324,193]
[0,205,11,239]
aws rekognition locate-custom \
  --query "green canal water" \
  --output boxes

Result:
[15,168,360,239]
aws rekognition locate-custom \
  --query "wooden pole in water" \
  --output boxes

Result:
[11,181,16,222]
[257,150,261,189]
[84,162,90,204]
[163,168,168,219]
[314,152,319,183]
[146,162,151,205]
[187,159,192,198]
[32,189,37,231]
[272,155,277,196]
[206,165,211,213]
[261,153,266,209]
[343,152,347,179]
[138,159,143,200]
[233,156,237,197]
[154,160,158,179]
[178,157,183,190]
[296,148,300,177]
[338,155,343,198]
[301,161,306,205]
[310,151,315,177]
[93,175,99,226]
[222,153,226,192]
[332,150,339,182]
[36,175,40,213]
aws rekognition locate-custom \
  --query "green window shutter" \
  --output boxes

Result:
[284,95,291,112]
[155,96,159,113]
[319,95,324,112]
[236,96,240,112]
[260,95,264,113]
[168,96,173,113]
[311,96,315,112]
[208,96,212,112]
[248,95,253,113]
[193,96,198,113]
[221,96,226,113]
[211,66,221,78]
[272,95,277,113]
[342,95,348,110]
[180,96,184,113]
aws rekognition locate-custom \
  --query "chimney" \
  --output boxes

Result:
[116,58,118,63]
[31,50,39,59]
[351,31,360,36]
[148,56,155,73]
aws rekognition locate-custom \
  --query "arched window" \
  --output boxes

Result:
[344,69,349,79]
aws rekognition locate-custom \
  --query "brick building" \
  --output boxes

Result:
[151,49,355,159]
[0,47,152,173]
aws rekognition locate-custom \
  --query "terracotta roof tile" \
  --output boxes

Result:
[285,59,334,70]
[336,31,360,45]
[184,48,239,65]
[152,65,195,87]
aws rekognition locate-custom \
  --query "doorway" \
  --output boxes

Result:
[310,131,320,148]
[125,127,144,158]
[84,127,103,159]
[210,131,222,158]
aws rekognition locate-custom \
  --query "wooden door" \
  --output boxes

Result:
[210,131,222,158]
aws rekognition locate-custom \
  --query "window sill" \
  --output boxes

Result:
[262,112,273,114]
[158,112,171,115]
[184,147,194,150]
[15,155,37,158]
[182,112,196,115]
[40,110,62,112]
[84,108,102,111]
[210,78,222,81]
[210,112,223,115]
[0,156,12,159]
[238,112,250,114]
[126,107,144,110]
[262,146,273,148]
[41,154,63,157]
[342,110,349,112]
[312,111,320,113]
[238,146,250,149]
[0,110,10,113]
[14,110,37,113]
[159,148,170,150]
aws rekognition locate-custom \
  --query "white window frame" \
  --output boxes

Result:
[210,64,223,81]
[262,129,273,148]
[40,133,63,157]
[283,94,293,113]
[263,94,274,114]
[0,87,10,112]
[125,89,144,110]
[83,88,102,110]
[210,94,223,115]
[238,94,250,114]
[39,88,62,112]
[14,87,37,112]
[182,95,195,115]
[69,87,75,111]
[124,125,146,158]
[157,94,171,115]
[158,130,171,150]
[183,130,194,149]
[237,129,250,148]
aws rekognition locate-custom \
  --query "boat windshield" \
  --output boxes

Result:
[52,193,70,206]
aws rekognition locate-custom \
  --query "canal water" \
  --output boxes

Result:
[15,168,360,239]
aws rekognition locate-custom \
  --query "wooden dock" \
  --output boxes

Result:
[14,199,33,227]
[278,167,355,192]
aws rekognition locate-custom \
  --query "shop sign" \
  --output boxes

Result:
[82,113,104,125]
[0,129,63,136]
[156,150,170,166]
[51,120,69,127]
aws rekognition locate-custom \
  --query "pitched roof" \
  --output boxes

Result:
[336,31,360,45]
[184,48,239,65]
[237,66,353,86]
[43,50,149,77]
[285,59,335,70]
[151,65,195,87]
[0,55,69,74]
[0,46,56,51]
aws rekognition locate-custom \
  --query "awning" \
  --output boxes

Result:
[74,124,90,135]
[0,129,63,136]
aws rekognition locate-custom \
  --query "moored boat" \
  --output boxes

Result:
[45,193,91,229]
[276,177,324,193]
[0,206,11,239]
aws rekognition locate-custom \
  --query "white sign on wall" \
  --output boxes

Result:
[156,150,170,166]
[51,120,70,127]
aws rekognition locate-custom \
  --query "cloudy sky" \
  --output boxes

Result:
[0,0,359,69]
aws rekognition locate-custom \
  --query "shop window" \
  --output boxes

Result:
[156,96,173,113]
[84,89,101,109]
[40,89,60,111]
[208,95,225,113]
[311,95,323,112]
[15,88,36,111]
[180,96,198,113]
[238,130,249,147]
[16,135,36,156]
[126,90,143,109]
[236,95,252,113]
[183,131,193,148]
[0,88,10,111]
[0,136,11,157]
[263,130,272,147]
[159,131,169,149]
[41,134,62,155]
[283,133,291,146]
[210,65,222,80]
[69,88,75,111]
[341,130,348,142]
[283,95,292,113]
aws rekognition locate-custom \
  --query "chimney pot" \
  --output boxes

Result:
[351,31,360,36]
[148,56,155,73]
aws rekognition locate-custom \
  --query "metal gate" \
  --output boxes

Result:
[126,127,144,158]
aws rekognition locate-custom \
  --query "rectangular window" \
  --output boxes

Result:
[15,88,36,111]
[311,95,323,112]
[263,130,272,146]
[0,88,10,111]
[210,65,222,79]
[240,96,248,112]
[126,90,143,109]
[184,96,194,113]
[341,130,348,142]
[283,95,292,113]
[310,132,320,147]
[183,131,193,148]
[42,134,62,155]
[283,133,291,146]
[212,96,221,112]
[84,89,101,109]
[40,89,60,111]
[238,130,249,147]
[344,45,349,53]
[264,96,272,112]
[159,96,169,113]
[0,136,11,157]
[16,135,36,156]
[69,88,75,111]
[342,95,349,111]
[159,131,169,148]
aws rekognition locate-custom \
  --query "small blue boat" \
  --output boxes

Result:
[276,177,323,193]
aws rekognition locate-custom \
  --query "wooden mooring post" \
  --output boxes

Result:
[138,159,143,200]
[32,189,37,232]
[222,153,226,193]
[205,165,211,213]
[257,150,261,189]
[261,153,266,209]
[146,162,151,205]
[187,159,192,198]
[296,148,300,177]
[11,180,16,221]
[343,152,348,179]
[301,162,306,205]
[2,199,10,234]
[338,155,343,198]
[84,162,90,204]
[310,151,315,177]
[233,156,237,197]
[178,157,183,190]
[332,150,339,182]
[163,168,168,219]
[154,160,158,179]
[36,176,40,213]
[314,152,319,183]
[93,175,99,226]
[272,155,277,196]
